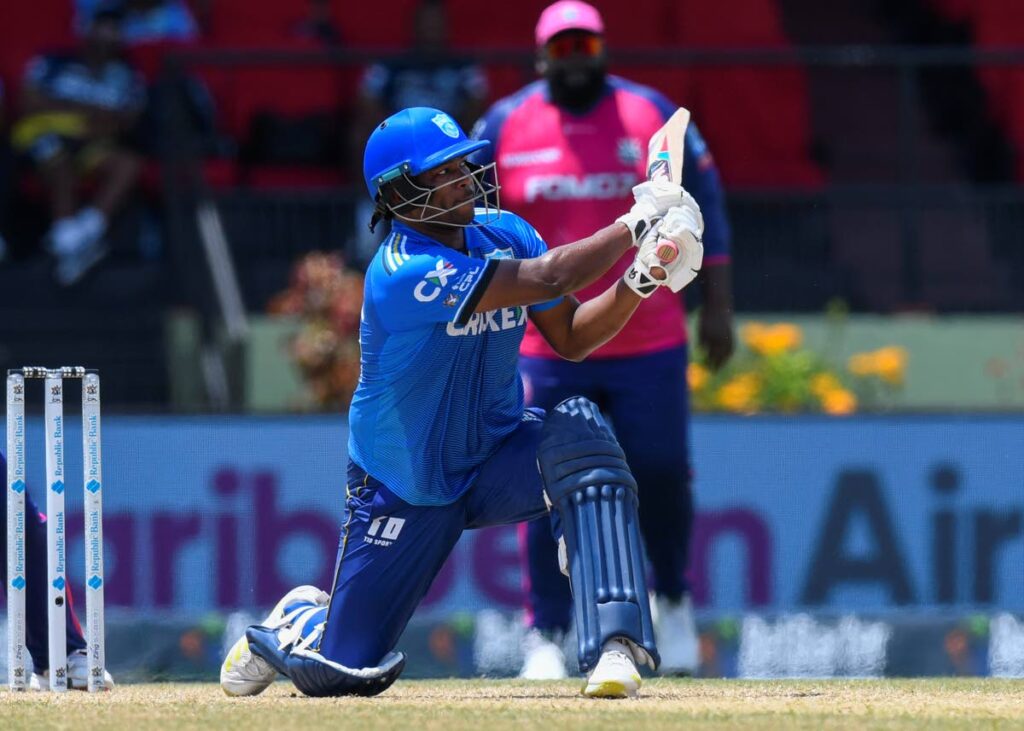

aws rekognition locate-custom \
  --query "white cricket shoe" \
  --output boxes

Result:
[30,649,115,691]
[220,585,329,697]
[581,639,641,699]
[653,593,700,676]
[68,649,115,690]
[519,628,568,680]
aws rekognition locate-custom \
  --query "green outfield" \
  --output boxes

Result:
[3,678,1023,730]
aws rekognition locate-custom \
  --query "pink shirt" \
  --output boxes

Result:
[474,78,729,359]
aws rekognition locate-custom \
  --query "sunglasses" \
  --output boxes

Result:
[545,33,604,60]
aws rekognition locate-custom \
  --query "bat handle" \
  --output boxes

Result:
[655,238,679,264]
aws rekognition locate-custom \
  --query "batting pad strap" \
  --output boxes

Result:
[538,397,660,673]
[614,212,652,246]
[541,441,636,490]
[287,647,405,698]
[245,625,292,677]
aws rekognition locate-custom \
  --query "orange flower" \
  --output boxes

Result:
[742,322,803,356]
[848,351,877,377]
[848,347,908,385]
[810,372,843,399]
[716,373,761,413]
[688,362,710,391]
[741,322,769,350]
[766,323,803,354]
[872,346,908,386]
[821,388,857,415]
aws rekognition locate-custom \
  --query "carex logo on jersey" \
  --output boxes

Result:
[365,516,406,547]
[523,172,638,202]
[446,306,527,337]
[413,259,458,302]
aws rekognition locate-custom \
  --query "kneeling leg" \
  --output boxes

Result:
[538,397,660,673]
[248,473,462,696]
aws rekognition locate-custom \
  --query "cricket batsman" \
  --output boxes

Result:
[220,105,704,698]
[472,0,735,677]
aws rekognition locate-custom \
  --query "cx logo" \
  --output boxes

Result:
[413,260,457,303]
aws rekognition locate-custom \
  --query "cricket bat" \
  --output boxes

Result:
[645,107,690,263]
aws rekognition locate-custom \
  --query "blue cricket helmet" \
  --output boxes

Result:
[362,107,490,200]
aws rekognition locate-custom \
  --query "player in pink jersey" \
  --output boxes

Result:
[471,0,734,677]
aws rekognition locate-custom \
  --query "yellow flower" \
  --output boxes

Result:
[741,322,768,350]
[873,346,908,385]
[742,322,803,356]
[821,388,857,415]
[688,362,710,391]
[767,323,803,353]
[810,372,843,399]
[848,351,877,377]
[716,372,761,413]
[847,346,908,385]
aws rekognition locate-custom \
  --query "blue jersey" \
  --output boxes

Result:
[348,212,560,506]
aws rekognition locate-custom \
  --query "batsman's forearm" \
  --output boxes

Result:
[476,224,634,314]
[534,223,633,296]
[558,280,642,362]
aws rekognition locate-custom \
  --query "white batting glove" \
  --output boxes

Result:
[649,201,705,292]
[622,199,704,297]
[615,180,685,245]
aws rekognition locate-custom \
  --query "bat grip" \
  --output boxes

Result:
[655,238,679,264]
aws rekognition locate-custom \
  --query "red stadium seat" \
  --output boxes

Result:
[1,0,75,100]
[126,40,198,81]
[0,0,823,188]
[599,0,675,48]
[227,65,353,138]
[927,0,978,25]
[204,0,307,46]
[182,61,359,141]
[446,0,674,49]
[673,0,788,47]
[242,165,345,189]
[332,0,424,48]
[484,64,536,105]
[966,0,1024,179]
[665,0,823,186]
[446,0,549,49]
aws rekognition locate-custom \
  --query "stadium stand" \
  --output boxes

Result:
[6,0,1022,407]
[668,0,822,186]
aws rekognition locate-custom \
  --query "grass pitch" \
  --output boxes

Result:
[3,678,1023,730]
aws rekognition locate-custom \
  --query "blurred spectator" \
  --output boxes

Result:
[348,0,488,263]
[472,0,734,679]
[353,0,486,129]
[11,7,145,285]
[74,0,199,46]
[291,0,343,47]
